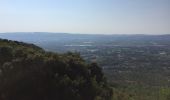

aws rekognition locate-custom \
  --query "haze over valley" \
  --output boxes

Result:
[1,0,170,100]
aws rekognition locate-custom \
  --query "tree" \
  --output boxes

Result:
[0,46,13,65]
[0,39,112,100]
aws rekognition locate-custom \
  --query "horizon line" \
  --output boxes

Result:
[0,32,170,35]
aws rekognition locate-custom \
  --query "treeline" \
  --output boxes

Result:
[0,39,112,100]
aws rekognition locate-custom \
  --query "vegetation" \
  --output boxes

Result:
[1,34,170,100]
[0,39,112,100]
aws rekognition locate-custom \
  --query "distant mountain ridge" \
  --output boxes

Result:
[1,32,170,41]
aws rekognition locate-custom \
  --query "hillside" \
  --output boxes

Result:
[0,39,112,100]
[1,33,170,100]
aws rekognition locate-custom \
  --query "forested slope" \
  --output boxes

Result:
[0,39,112,100]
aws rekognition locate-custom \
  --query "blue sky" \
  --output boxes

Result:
[0,0,170,34]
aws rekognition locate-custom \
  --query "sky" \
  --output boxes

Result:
[0,0,170,34]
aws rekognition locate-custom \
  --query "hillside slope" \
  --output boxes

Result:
[0,39,112,100]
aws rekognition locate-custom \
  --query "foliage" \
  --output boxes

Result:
[0,39,112,100]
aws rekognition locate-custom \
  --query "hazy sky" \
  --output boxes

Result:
[0,0,170,34]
